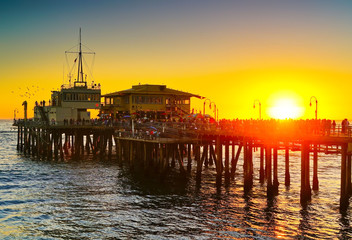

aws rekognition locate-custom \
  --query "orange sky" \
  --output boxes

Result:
[2,1,352,120]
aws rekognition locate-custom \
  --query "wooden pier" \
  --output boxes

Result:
[14,120,352,212]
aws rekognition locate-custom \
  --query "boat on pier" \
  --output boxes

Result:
[34,29,101,125]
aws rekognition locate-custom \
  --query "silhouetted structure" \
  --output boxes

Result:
[101,84,203,119]
[13,118,352,212]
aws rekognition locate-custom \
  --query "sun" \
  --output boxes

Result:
[267,92,304,119]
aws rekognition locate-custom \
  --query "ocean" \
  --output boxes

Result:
[0,119,351,239]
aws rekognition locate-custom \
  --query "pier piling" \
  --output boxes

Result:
[13,119,352,210]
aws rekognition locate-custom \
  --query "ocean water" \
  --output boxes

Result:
[0,119,351,239]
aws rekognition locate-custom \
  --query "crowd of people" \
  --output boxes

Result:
[16,113,352,139]
[216,118,344,137]
[92,117,351,138]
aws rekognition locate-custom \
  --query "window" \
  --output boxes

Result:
[113,97,120,105]
[124,96,129,104]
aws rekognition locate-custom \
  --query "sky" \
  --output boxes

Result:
[2,0,352,120]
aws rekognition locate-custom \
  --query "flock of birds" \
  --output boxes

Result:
[11,85,45,99]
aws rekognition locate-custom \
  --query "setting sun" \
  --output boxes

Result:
[267,92,304,119]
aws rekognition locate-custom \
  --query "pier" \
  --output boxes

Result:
[14,119,352,212]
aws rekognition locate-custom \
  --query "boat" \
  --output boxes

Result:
[34,29,101,125]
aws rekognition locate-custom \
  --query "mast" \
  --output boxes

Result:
[65,28,95,88]
[77,28,84,83]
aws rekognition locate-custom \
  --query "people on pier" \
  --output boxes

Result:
[342,119,349,134]
[332,120,336,135]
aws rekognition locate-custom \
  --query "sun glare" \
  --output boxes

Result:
[268,94,304,120]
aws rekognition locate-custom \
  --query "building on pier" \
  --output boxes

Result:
[101,84,203,120]
[33,29,101,124]
[34,82,101,124]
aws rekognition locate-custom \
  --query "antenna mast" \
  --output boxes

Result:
[77,28,84,83]
[65,28,95,88]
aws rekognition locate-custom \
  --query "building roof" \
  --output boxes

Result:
[102,84,203,99]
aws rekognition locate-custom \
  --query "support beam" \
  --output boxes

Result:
[243,140,253,192]
[301,142,311,204]
[224,140,230,180]
[273,147,279,194]
[187,143,192,171]
[231,144,242,179]
[266,146,273,197]
[312,144,319,190]
[259,146,265,183]
[176,144,186,175]
[285,146,290,186]
[340,144,349,212]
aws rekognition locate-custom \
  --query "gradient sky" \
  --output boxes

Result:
[2,0,352,120]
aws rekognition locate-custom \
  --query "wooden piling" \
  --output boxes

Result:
[340,143,349,211]
[273,147,279,194]
[215,136,222,178]
[285,146,290,186]
[171,144,175,168]
[347,154,352,196]
[208,141,214,166]
[259,146,265,183]
[231,144,242,180]
[108,133,113,159]
[301,142,311,204]
[20,126,23,151]
[196,144,202,180]
[187,143,192,172]
[243,140,253,191]
[266,146,273,197]
[59,132,64,161]
[14,120,352,211]
[176,144,186,175]
[312,144,319,190]
[224,140,230,180]
[54,132,59,161]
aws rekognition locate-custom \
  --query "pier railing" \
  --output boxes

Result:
[13,118,352,140]
[60,83,101,90]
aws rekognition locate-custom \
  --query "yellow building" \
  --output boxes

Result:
[101,84,203,119]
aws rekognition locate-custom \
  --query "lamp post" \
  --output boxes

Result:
[14,108,18,120]
[203,98,211,115]
[310,96,318,120]
[253,99,261,120]
[209,101,216,121]
[22,101,27,121]
[310,96,319,191]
